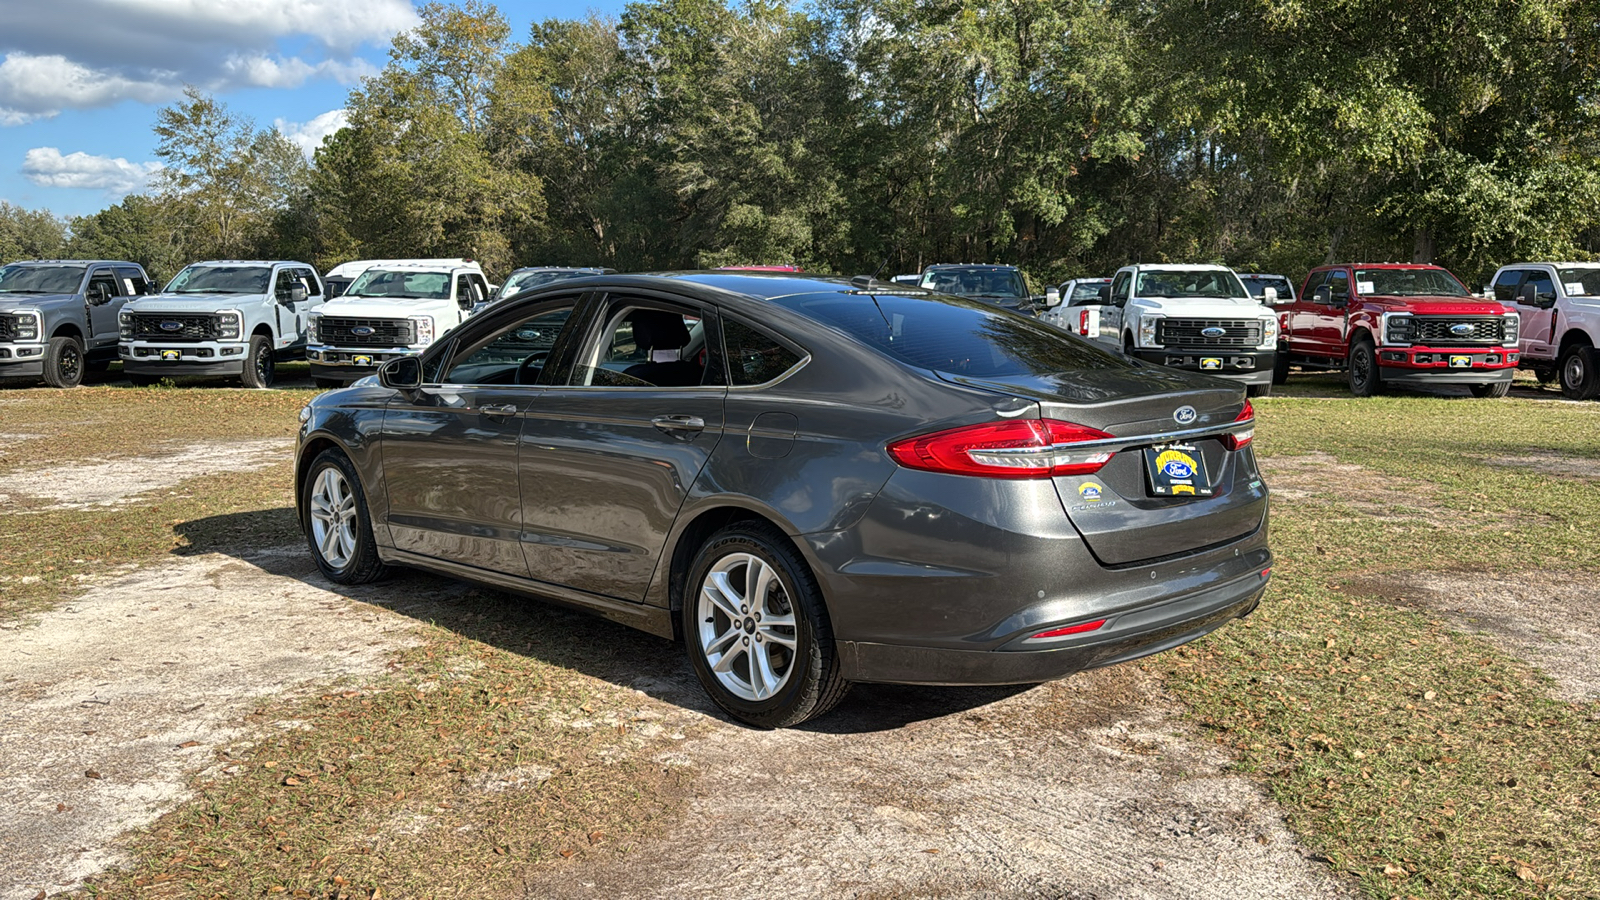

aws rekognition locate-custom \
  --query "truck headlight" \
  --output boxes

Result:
[1258,316,1279,350]
[1502,313,1519,347]
[409,315,435,346]
[306,315,320,344]
[1383,313,1413,345]
[1136,315,1162,348]
[216,310,242,340]
[14,310,41,341]
[118,309,132,339]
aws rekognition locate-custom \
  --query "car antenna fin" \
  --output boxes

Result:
[850,256,892,291]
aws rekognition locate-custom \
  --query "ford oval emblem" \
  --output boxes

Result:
[1449,322,1474,336]
[1173,405,1198,426]
[159,320,182,331]
[351,326,375,336]
[1162,459,1194,479]
[1201,326,1227,338]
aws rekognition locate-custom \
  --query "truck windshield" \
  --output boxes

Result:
[1135,269,1248,299]
[501,270,587,295]
[921,269,1028,300]
[1353,268,1470,297]
[0,264,85,294]
[166,265,271,294]
[1556,267,1600,297]
[346,270,451,299]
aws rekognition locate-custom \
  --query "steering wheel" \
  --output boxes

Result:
[516,351,549,384]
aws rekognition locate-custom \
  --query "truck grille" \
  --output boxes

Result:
[1413,317,1506,344]
[0,315,16,341]
[128,313,218,342]
[318,317,414,347]
[1156,318,1262,348]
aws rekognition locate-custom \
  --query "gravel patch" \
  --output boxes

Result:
[0,438,291,509]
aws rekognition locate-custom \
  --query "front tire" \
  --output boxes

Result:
[242,334,275,389]
[1558,343,1600,401]
[302,448,390,584]
[1347,337,1380,397]
[682,522,849,728]
[127,373,160,387]
[1247,382,1273,398]
[42,336,85,388]
[313,377,343,389]
[1271,351,1290,385]
[1469,381,1510,398]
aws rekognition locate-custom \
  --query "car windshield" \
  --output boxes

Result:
[165,265,271,294]
[346,269,451,299]
[798,293,1131,378]
[1556,267,1600,297]
[501,271,584,295]
[1069,282,1108,303]
[1353,268,1469,297]
[1243,276,1293,299]
[0,264,86,294]
[921,269,1028,299]
[1135,269,1248,299]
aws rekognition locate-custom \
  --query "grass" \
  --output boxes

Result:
[1154,374,1600,897]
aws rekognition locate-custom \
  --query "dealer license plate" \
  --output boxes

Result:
[1144,443,1213,497]
[353,355,374,366]
[1449,355,1473,368]
[1199,357,1223,370]
[160,349,182,361]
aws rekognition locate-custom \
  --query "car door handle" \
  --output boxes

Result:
[652,414,705,435]
[481,404,518,418]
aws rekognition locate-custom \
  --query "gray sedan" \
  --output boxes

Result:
[295,272,1271,727]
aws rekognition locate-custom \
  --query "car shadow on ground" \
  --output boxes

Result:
[173,509,1033,733]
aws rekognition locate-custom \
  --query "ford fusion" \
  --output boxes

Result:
[295,272,1271,727]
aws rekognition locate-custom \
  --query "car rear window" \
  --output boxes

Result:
[796,293,1131,378]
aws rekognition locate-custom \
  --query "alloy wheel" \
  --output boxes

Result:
[60,345,81,382]
[696,552,798,702]
[309,465,358,569]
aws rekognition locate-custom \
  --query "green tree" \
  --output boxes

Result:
[0,202,67,262]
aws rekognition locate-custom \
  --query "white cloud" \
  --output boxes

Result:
[275,109,350,156]
[22,147,163,194]
[0,53,179,121]
[223,54,376,90]
[102,0,419,51]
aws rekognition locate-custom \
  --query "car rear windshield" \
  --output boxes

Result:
[1068,281,1108,303]
[1243,276,1292,298]
[797,293,1131,378]
[166,265,271,294]
[0,264,85,294]
[1353,268,1469,297]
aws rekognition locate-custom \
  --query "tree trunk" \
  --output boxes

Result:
[1411,227,1436,264]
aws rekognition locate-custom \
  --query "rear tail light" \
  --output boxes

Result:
[1029,619,1106,640]
[1222,399,1254,450]
[887,419,1116,479]
[1078,309,1092,336]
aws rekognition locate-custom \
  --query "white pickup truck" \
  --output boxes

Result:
[1061,263,1280,397]
[1489,262,1600,400]
[306,261,490,386]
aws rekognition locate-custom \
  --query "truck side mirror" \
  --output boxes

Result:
[379,356,422,391]
[1313,285,1332,304]
[1262,286,1279,304]
[1044,286,1061,308]
[288,284,308,304]
[1096,285,1111,303]
[85,284,107,304]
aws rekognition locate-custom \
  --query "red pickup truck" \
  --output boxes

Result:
[1273,263,1521,397]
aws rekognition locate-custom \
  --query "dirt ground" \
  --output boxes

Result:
[2,544,1353,900]
[0,438,291,509]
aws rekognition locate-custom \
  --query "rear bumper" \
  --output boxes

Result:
[838,573,1266,685]
[1132,347,1274,386]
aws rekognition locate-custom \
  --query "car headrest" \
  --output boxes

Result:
[628,309,690,351]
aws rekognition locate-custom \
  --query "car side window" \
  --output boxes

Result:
[87,269,120,302]
[295,268,322,297]
[114,266,150,296]
[442,304,576,386]
[570,299,711,389]
[274,269,298,299]
[724,319,803,387]
[1493,270,1526,304]
[1109,272,1131,308]
[1302,270,1327,300]
[1522,270,1555,302]
[1327,269,1350,300]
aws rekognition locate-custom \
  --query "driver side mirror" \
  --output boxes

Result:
[1044,286,1061,308]
[379,356,422,391]
[1096,285,1111,303]
[85,284,107,305]
[1519,283,1556,308]
[1313,285,1332,304]
[1262,286,1279,304]
[288,284,308,304]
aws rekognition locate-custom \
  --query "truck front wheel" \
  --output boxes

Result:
[42,336,85,388]
[242,334,275,389]
[1469,381,1510,398]
[1559,342,1600,401]
[1347,338,1381,397]
[1271,352,1290,385]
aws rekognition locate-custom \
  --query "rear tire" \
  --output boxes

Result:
[1247,382,1272,398]
[1271,351,1290,385]
[241,334,275,389]
[302,448,390,584]
[681,522,850,728]
[1532,364,1557,385]
[1558,343,1600,401]
[1347,337,1380,397]
[1469,381,1510,399]
[42,336,85,388]
[313,377,343,389]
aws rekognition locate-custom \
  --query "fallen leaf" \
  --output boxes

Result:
[922,848,941,854]
[1382,864,1405,877]
[1423,690,1437,701]
[56,802,71,812]
[559,848,577,859]
[84,769,102,780]
[176,740,199,749]
[588,831,604,845]
[1516,866,1538,883]
[282,776,303,787]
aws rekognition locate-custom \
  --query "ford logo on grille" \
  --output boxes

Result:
[1173,405,1198,425]
[351,326,375,337]
[159,320,183,331]
[1450,323,1474,336]
[1201,326,1227,338]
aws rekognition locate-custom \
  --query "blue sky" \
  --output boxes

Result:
[0,0,630,221]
